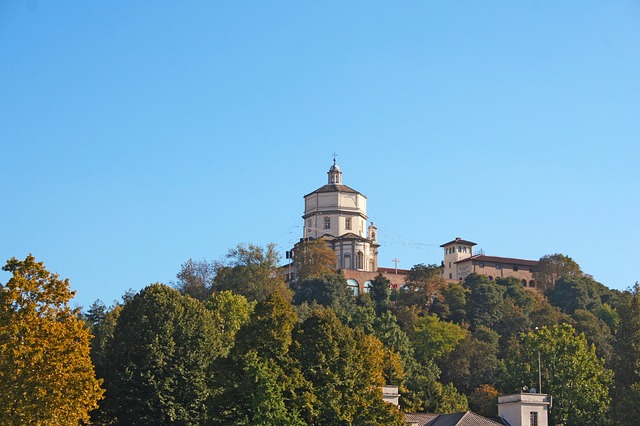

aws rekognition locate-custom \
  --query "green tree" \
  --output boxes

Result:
[547,274,605,314]
[398,264,445,307]
[494,298,531,356]
[496,276,536,314]
[369,273,392,314]
[437,382,468,414]
[533,253,582,292]
[205,290,254,358]
[84,298,107,328]
[293,272,355,321]
[0,255,104,425]
[209,293,308,425]
[572,309,613,364]
[411,314,466,364]
[101,284,219,424]
[597,303,620,334]
[468,384,499,417]
[464,274,505,330]
[292,238,337,282]
[174,258,216,301]
[402,363,468,414]
[504,324,612,426]
[293,308,404,425]
[215,243,290,302]
[529,297,572,328]
[350,299,376,335]
[430,281,467,324]
[611,283,640,424]
[90,304,122,405]
[440,327,501,394]
[373,310,415,370]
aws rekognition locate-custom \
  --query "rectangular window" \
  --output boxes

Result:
[513,265,519,271]
[345,217,351,230]
[479,262,485,268]
[496,264,502,270]
[324,217,331,229]
[530,411,538,426]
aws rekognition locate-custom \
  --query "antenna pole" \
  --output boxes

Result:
[538,349,542,393]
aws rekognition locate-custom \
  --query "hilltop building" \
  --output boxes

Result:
[301,158,379,273]
[441,237,538,288]
[288,160,538,293]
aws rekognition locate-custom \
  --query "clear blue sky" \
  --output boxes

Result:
[1,1,639,309]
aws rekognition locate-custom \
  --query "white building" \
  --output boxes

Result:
[498,392,550,426]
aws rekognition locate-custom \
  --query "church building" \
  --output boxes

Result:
[302,159,379,272]
[288,159,538,294]
[287,159,408,294]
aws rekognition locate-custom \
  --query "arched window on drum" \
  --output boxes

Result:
[347,279,359,297]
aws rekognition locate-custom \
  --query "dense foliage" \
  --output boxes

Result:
[3,243,637,424]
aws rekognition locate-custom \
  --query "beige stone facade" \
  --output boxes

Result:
[292,160,379,278]
[441,237,538,289]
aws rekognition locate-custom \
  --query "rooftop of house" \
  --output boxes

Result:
[305,183,363,197]
[440,237,478,247]
[454,254,538,267]
[405,411,506,426]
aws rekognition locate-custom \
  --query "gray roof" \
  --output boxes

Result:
[405,413,439,425]
[405,412,506,426]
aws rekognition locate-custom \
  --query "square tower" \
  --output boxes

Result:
[498,393,550,426]
[440,237,477,280]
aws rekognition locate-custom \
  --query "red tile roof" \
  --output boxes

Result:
[377,267,410,275]
[455,254,538,267]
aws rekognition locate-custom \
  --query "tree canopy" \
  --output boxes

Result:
[0,255,104,425]
[99,284,219,424]
[503,324,612,426]
[533,253,582,292]
[5,245,635,425]
[611,283,640,424]
[215,243,290,302]
[293,308,405,425]
[292,238,337,282]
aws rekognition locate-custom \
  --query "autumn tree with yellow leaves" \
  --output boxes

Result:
[0,255,104,425]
